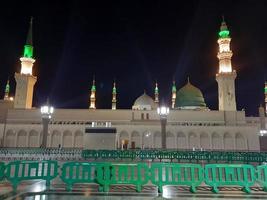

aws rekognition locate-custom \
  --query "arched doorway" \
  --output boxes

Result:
[177,132,186,149]
[51,130,61,147]
[119,131,129,149]
[224,133,234,150]
[74,131,83,148]
[188,132,198,149]
[212,132,222,150]
[5,130,16,147]
[166,132,175,149]
[17,130,27,147]
[236,133,246,150]
[153,132,161,149]
[200,132,210,150]
[29,130,39,147]
[131,131,140,149]
[142,131,153,149]
[63,130,72,147]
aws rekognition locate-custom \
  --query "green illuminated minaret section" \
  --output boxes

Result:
[89,79,96,109]
[24,17,33,58]
[112,81,117,110]
[218,17,230,39]
[154,81,159,104]
[172,80,176,109]
[4,79,10,100]
[20,17,35,75]
[14,17,37,109]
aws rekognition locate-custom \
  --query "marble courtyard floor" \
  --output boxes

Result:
[1,179,267,200]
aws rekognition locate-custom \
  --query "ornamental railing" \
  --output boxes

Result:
[82,149,267,163]
[1,160,267,193]
[1,148,267,163]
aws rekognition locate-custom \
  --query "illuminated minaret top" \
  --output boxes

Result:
[154,81,159,105]
[112,81,117,110]
[217,17,233,73]
[265,81,267,114]
[89,78,96,109]
[171,80,176,109]
[216,18,237,111]
[20,17,35,75]
[14,17,37,109]
[4,79,10,100]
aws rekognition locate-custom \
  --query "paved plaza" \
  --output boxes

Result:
[1,179,267,200]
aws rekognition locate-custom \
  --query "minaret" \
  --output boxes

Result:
[154,81,159,105]
[112,81,117,110]
[216,18,237,111]
[4,79,10,100]
[14,17,37,109]
[265,81,267,114]
[171,80,176,109]
[89,78,96,109]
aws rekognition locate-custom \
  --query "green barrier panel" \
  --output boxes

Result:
[0,162,5,181]
[82,150,99,160]
[80,149,267,163]
[257,165,267,192]
[118,150,136,160]
[5,160,58,190]
[204,164,255,193]
[139,150,157,160]
[150,163,203,193]
[100,150,119,160]
[96,163,150,192]
[61,162,102,191]
[157,151,175,161]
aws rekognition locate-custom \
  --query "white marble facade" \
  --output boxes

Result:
[0,108,261,151]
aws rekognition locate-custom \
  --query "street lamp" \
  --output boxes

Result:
[157,106,169,149]
[40,104,54,148]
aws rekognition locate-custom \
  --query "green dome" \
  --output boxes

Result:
[175,80,206,108]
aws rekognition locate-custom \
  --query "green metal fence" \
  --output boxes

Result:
[204,164,256,193]
[2,160,267,193]
[82,150,267,163]
[257,164,267,192]
[61,162,100,191]
[5,160,58,190]
[150,163,203,193]
[0,162,5,181]
[96,163,150,192]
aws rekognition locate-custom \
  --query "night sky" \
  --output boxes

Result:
[0,0,266,116]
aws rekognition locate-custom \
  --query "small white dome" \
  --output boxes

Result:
[132,92,157,110]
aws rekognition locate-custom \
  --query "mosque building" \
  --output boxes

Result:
[0,18,266,150]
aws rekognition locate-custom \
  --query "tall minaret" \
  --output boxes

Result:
[4,79,10,100]
[89,78,96,109]
[112,81,117,110]
[14,17,37,109]
[265,81,267,114]
[171,80,176,109]
[216,18,237,111]
[154,81,159,105]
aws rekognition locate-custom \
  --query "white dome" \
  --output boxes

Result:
[132,92,157,110]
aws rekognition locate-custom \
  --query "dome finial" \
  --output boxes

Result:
[219,16,230,38]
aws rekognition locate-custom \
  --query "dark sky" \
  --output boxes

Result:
[0,0,266,116]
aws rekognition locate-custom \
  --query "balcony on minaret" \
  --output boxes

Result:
[20,57,35,75]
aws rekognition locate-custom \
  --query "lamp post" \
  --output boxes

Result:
[157,106,169,149]
[40,104,54,148]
